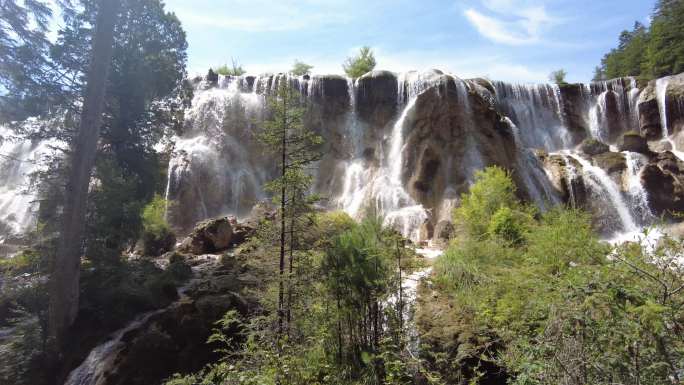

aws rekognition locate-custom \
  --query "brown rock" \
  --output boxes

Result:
[619,131,650,154]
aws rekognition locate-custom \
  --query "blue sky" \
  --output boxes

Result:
[164,0,655,83]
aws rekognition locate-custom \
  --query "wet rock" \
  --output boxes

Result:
[637,85,662,140]
[641,151,684,217]
[619,131,650,154]
[357,70,398,128]
[579,138,609,156]
[433,220,455,245]
[592,151,626,176]
[558,83,590,145]
[206,68,218,84]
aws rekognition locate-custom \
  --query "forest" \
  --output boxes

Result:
[1,0,684,385]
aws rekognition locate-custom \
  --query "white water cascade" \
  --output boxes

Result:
[566,153,638,234]
[655,77,684,161]
[0,122,62,250]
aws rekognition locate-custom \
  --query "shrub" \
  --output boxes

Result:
[454,166,518,238]
[141,194,176,256]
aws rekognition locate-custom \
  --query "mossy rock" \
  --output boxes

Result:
[592,152,626,175]
[619,131,650,154]
[579,138,609,156]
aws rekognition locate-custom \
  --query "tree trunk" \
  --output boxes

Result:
[277,90,287,337]
[48,0,120,349]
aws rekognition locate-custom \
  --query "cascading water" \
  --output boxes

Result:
[164,75,269,230]
[493,81,571,151]
[566,152,638,234]
[655,77,684,161]
[0,122,62,249]
[623,151,653,225]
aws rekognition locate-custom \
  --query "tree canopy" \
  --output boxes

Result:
[595,1,684,80]
[342,46,376,78]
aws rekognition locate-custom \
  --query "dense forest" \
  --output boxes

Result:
[1,0,684,385]
[594,0,684,80]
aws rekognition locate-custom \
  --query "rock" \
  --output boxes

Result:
[579,138,609,156]
[142,229,176,257]
[433,220,455,245]
[357,70,399,128]
[178,217,234,254]
[592,151,626,176]
[637,85,662,140]
[558,83,590,145]
[206,68,218,84]
[641,151,684,217]
[619,131,650,154]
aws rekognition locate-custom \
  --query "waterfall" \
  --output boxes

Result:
[493,81,570,151]
[0,123,62,247]
[504,117,560,210]
[624,151,653,225]
[655,77,684,161]
[566,153,638,234]
[559,154,579,209]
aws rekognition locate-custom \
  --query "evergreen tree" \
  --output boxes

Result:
[258,79,322,336]
[343,46,376,78]
[49,0,120,351]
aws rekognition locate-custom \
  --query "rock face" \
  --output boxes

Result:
[579,138,609,156]
[178,217,253,254]
[641,152,684,217]
[161,70,684,244]
[619,131,650,154]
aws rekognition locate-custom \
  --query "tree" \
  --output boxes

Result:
[49,0,120,349]
[343,46,376,78]
[0,0,77,121]
[258,79,322,336]
[290,60,313,76]
[215,58,246,76]
[549,69,568,84]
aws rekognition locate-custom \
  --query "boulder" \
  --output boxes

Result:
[178,217,234,254]
[619,131,650,154]
[579,138,609,156]
[433,220,455,245]
[142,229,176,257]
[592,152,626,176]
[641,151,684,217]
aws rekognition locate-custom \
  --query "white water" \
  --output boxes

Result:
[566,153,638,234]
[655,77,684,161]
[0,122,62,245]
[624,151,653,225]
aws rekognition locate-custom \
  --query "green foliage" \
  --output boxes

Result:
[290,60,313,76]
[215,58,246,76]
[454,166,518,238]
[0,249,44,275]
[597,1,684,79]
[141,194,175,256]
[434,166,684,384]
[548,69,568,84]
[0,310,45,385]
[342,46,376,78]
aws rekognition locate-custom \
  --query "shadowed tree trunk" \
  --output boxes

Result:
[48,0,120,349]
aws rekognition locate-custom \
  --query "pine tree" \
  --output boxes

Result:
[258,79,322,336]
[48,0,120,350]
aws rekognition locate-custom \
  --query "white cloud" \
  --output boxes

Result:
[464,0,556,45]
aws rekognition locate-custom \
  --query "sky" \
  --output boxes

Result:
[163,0,656,84]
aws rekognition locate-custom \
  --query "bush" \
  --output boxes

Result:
[454,166,518,238]
[342,46,376,78]
[141,194,176,256]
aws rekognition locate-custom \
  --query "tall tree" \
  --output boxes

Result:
[48,0,120,348]
[258,79,322,336]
